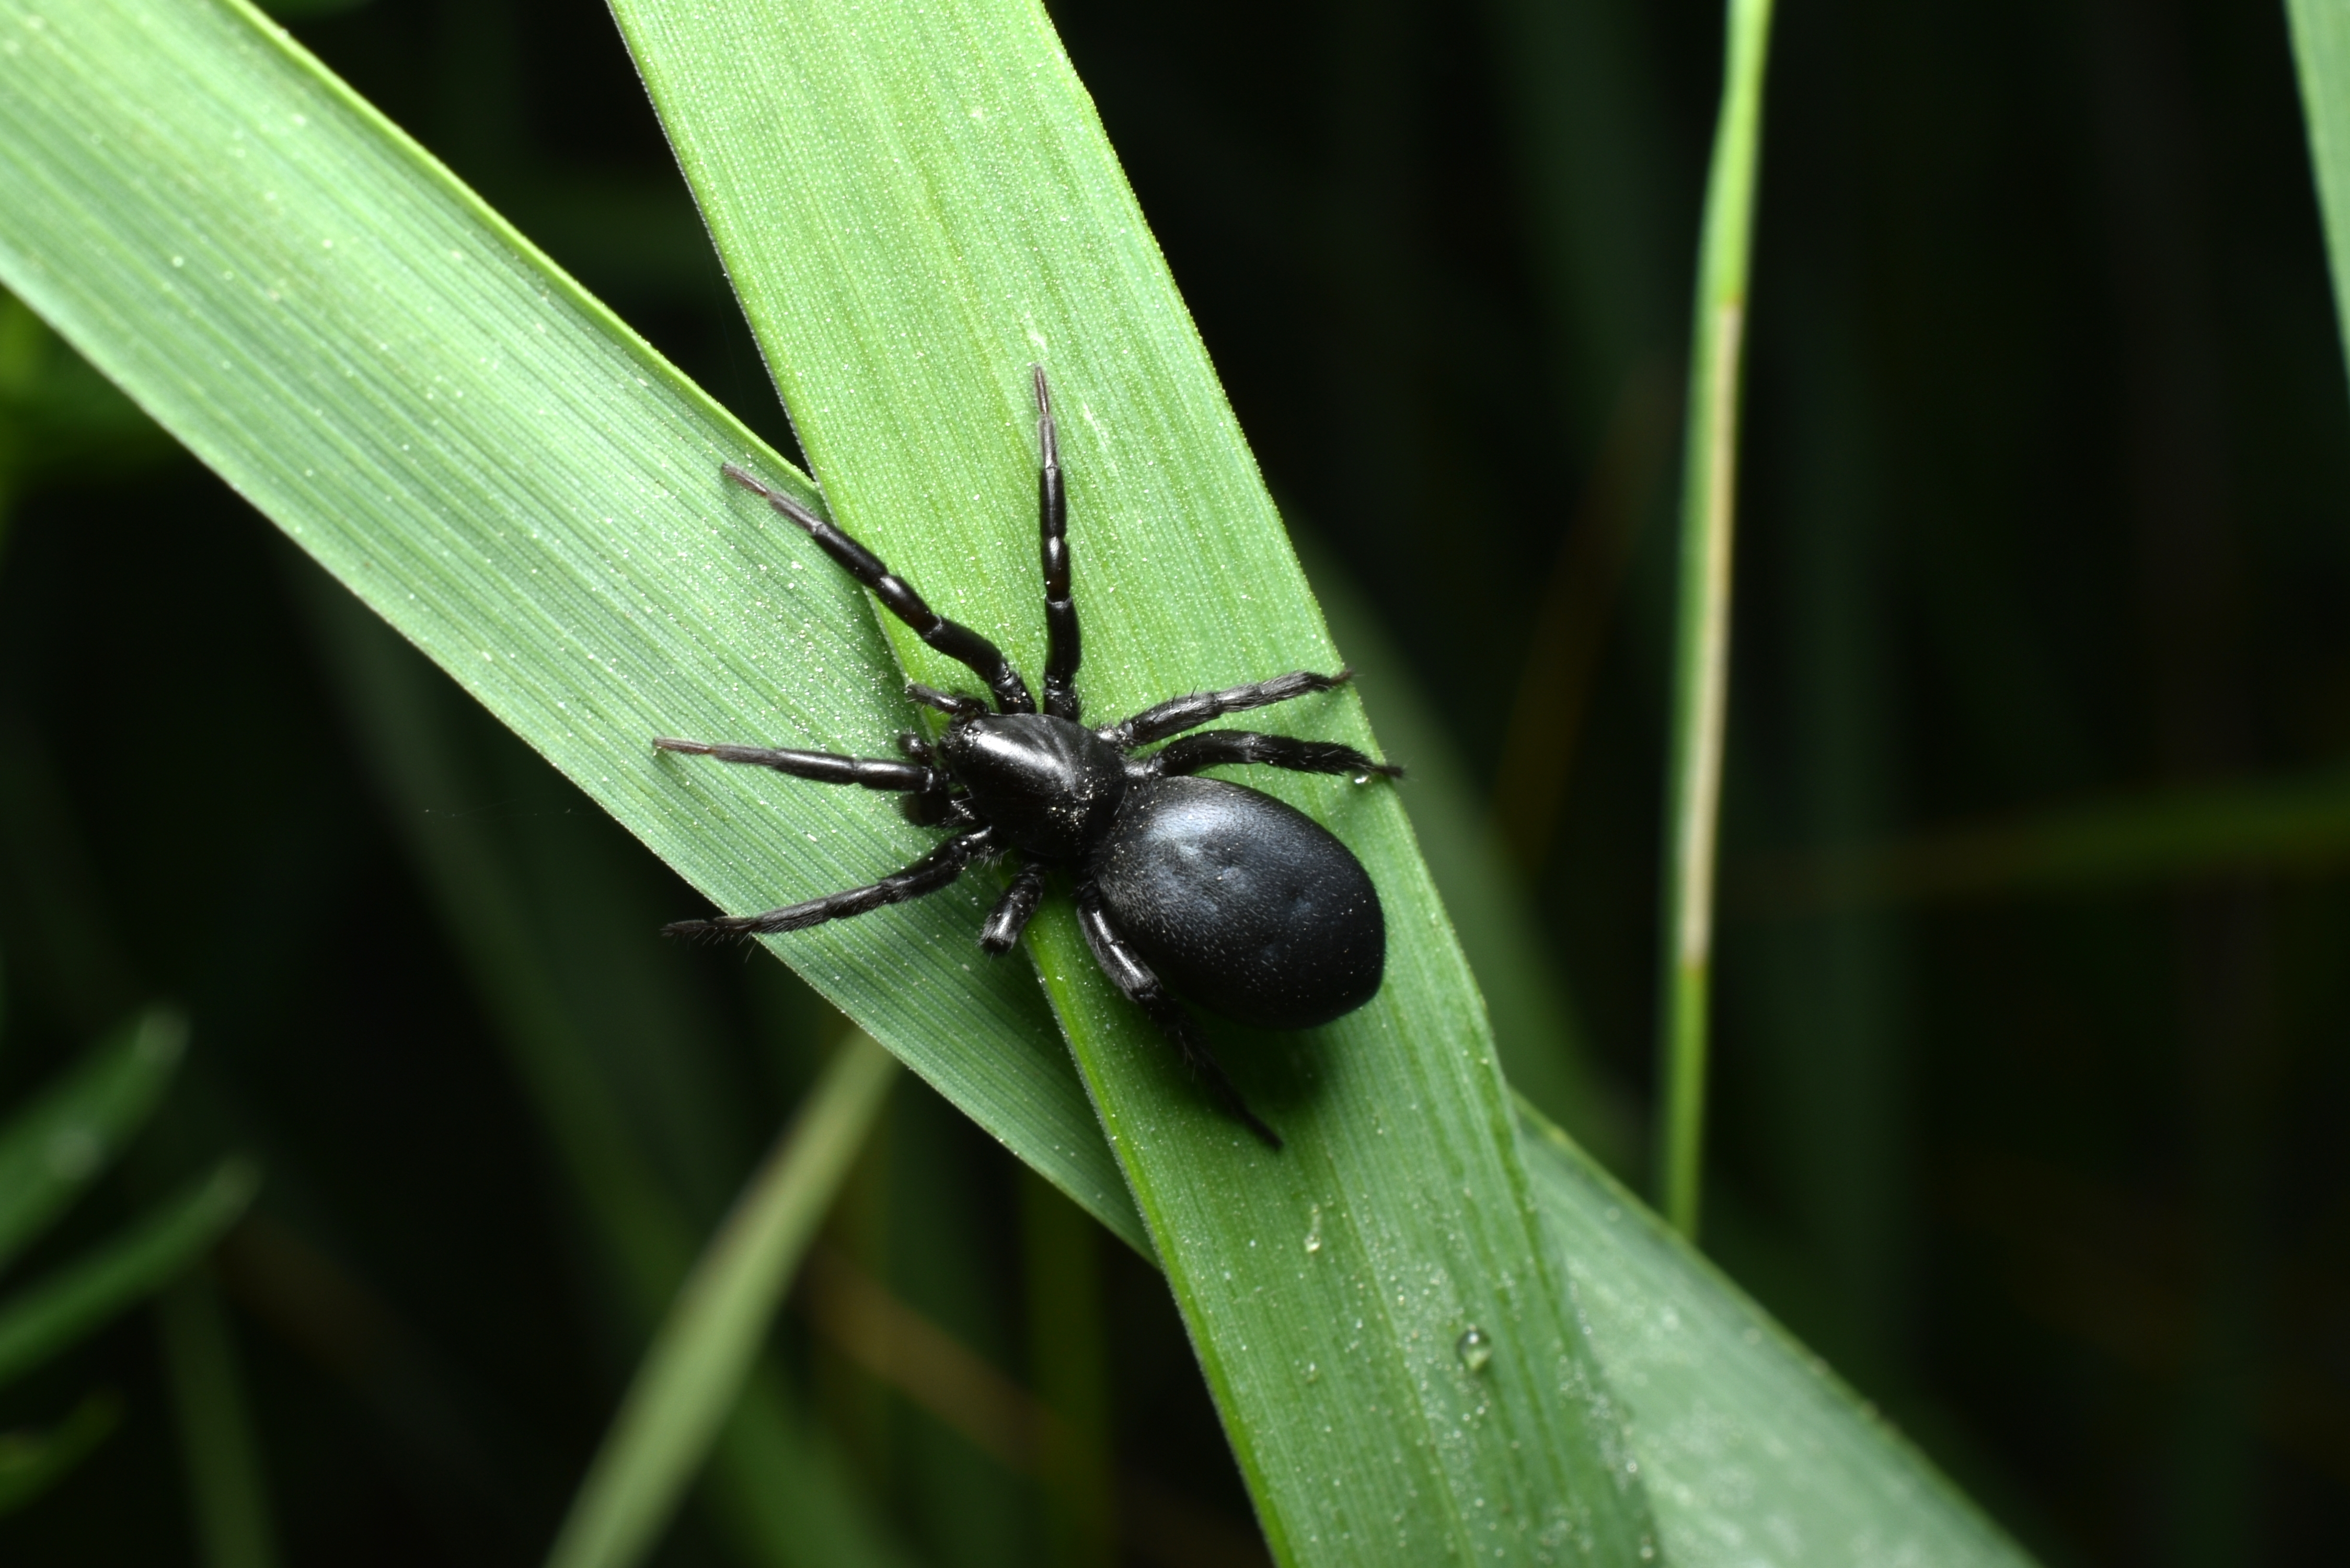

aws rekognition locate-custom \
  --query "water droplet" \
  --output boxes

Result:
[1455,1325,1492,1373]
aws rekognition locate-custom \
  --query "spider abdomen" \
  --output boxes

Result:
[1092,775,1384,1031]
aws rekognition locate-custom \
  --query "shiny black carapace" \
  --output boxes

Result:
[656,368,1396,1147]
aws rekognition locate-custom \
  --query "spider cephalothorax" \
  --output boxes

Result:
[657,368,1397,1146]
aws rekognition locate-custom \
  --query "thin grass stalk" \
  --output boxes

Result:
[547,1032,898,1568]
[1656,0,1776,1240]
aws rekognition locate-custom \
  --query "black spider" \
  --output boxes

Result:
[656,368,1398,1147]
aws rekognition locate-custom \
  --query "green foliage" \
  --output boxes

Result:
[22,0,2299,1563]
[0,1394,117,1516]
[2289,0,2350,377]
[0,1010,187,1273]
[0,1010,255,1514]
[1655,0,1774,1241]
[550,1034,900,1568]
[0,1159,256,1388]
[301,572,912,1568]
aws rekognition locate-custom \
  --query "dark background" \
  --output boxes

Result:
[1,0,2344,1563]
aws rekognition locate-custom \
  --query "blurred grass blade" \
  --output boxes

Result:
[299,581,909,1568]
[0,1391,119,1516]
[297,578,699,1302]
[0,1158,256,1386]
[607,2,1655,1559]
[0,1007,186,1274]
[1519,1102,2036,1567]
[1020,1169,1115,1568]
[1657,0,1776,1241]
[2288,0,2350,375]
[0,0,1138,1253]
[549,1032,898,1568]
[1734,763,2350,912]
[156,1271,280,1568]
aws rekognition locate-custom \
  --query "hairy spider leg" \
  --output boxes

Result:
[651,734,960,825]
[663,827,997,940]
[1141,730,1402,781]
[651,736,945,792]
[1074,889,1283,1149]
[1033,366,1082,724]
[905,683,992,722]
[978,859,1050,954]
[893,731,958,824]
[722,463,1038,716]
[1099,668,1358,751]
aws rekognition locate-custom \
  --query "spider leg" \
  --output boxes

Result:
[893,731,960,824]
[1099,668,1356,750]
[723,463,1038,715]
[1032,366,1082,723]
[665,828,994,939]
[1140,729,1402,782]
[653,736,944,793]
[905,683,992,722]
[978,859,1050,954]
[1074,888,1282,1149]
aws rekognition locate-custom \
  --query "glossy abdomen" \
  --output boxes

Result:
[1093,776,1384,1030]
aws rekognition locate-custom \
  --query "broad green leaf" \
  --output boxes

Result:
[0,1159,256,1387]
[0,1006,185,1275]
[1519,1105,2032,1568]
[0,0,1137,1251]
[607,2,1653,1559]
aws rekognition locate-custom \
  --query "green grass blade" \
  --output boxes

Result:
[549,1032,898,1568]
[156,1271,280,1568]
[0,0,1138,1253]
[1735,763,2350,910]
[0,1391,120,1516]
[1519,1103,2037,1568]
[298,583,908,1568]
[605,3,1657,1560]
[0,1006,186,1276]
[2288,0,2350,375]
[1657,0,1776,1241]
[0,1158,256,1387]
[1019,1168,1115,1568]
[0,2,2039,1559]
